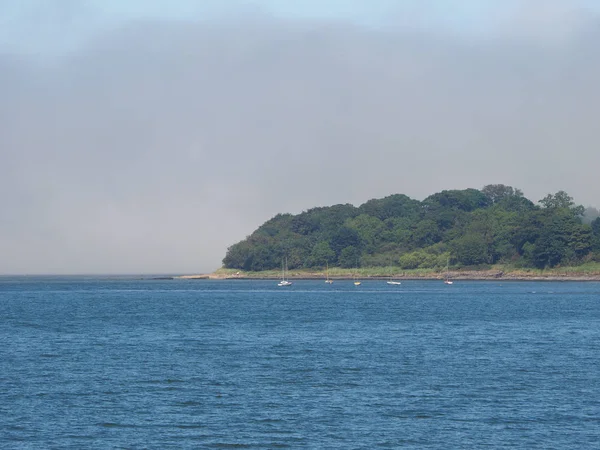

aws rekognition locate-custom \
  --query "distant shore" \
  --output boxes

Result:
[176,268,600,282]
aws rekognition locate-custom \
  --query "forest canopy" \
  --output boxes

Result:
[223,185,600,271]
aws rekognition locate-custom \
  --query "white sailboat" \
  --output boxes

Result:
[325,263,333,284]
[278,257,292,287]
[387,264,401,285]
[444,256,453,285]
[353,258,361,285]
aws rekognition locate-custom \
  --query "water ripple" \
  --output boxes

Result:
[1,278,600,448]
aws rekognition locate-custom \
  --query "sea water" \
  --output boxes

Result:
[1,277,600,448]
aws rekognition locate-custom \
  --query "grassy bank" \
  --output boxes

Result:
[179,263,600,280]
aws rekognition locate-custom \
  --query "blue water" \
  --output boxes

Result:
[1,278,600,448]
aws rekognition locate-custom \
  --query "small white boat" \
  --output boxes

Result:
[278,257,292,287]
[325,263,333,284]
[444,257,453,285]
[353,260,361,285]
[387,262,401,285]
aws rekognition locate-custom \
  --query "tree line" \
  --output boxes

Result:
[223,185,600,271]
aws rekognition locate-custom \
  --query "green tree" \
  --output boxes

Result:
[398,251,429,269]
[346,214,386,253]
[412,219,442,247]
[309,241,336,267]
[531,229,568,268]
[309,204,359,239]
[330,225,362,257]
[359,194,420,220]
[290,213,320,235]
[451,234,488,266]
[482,184,524,204]
[222,186,596,271]
[539,191,585,216]
[254,213,293,237]
[468,208,520,263]
[223,240,252,269]
[339,246,361,268]
[423,188,490,212]
[531,212,592,268]
[497,195,535,213]
[591,217,600,251]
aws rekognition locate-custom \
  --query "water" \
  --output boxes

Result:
[2,278,600,448]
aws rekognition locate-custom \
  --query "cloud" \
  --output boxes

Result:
[1,3,599,273]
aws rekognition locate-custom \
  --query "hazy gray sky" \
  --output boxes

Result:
[1,0,599,274]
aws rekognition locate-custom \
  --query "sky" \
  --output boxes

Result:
[1,0,600,274]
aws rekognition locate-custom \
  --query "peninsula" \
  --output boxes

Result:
[210,185,600,280]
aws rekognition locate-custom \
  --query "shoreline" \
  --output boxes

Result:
[177,270,600,282]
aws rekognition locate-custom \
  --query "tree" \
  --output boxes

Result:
[569,224,593,258]
[468,209,510,263]
[330,225,362,257]
[359,194,420,221]
[539,191,584,216]
[531,212,592,268]
[582,207,600,225]
[223,240,252,269]
[339,246,361,268]
[398,250,439,269]
[592,217,600,236]
[310,204,359,239]
[423,188,490,212]
[412,219,442,247]
[346,214,386,253]
[496,195,535,213]
[290,213,320,235]
[510,209,546,258]
[255,213,293,237]
[531,229,568,268]
[451,234,488,266]
[482,184,524,204]
[591,217,600,251]
[221,186,596,270]
[309,241,335,267]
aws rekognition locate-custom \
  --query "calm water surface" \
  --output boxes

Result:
[1,277,600,448]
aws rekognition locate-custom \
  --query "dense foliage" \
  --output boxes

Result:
[223,185,600,271]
